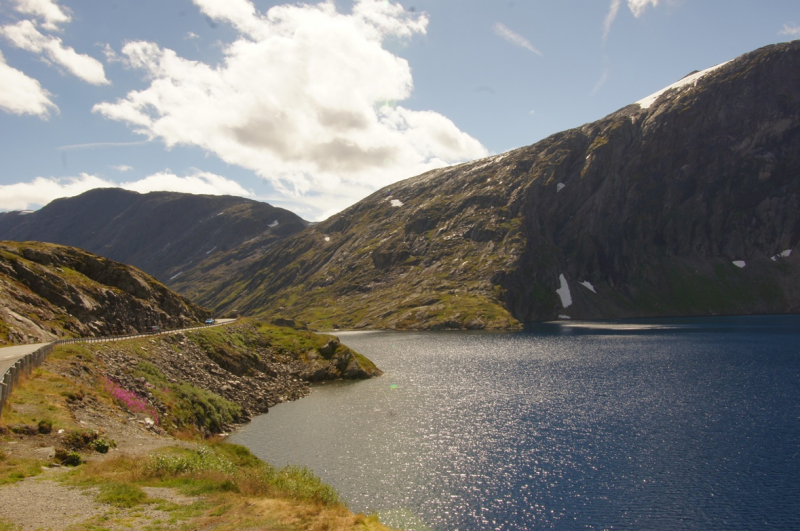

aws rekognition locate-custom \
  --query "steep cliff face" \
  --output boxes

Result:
[0,241,211,344]
[0,189,308,289]
[194,41,800,327]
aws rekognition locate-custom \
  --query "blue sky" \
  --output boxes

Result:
[0,0,798,221]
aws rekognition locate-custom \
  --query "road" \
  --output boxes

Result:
[0,344,44,378]
[0,318,238,378]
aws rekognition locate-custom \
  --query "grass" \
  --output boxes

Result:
[59,442,392,530]
[0,319,393,530]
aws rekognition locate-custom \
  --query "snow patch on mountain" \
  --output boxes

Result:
[556,274,572,308]
[636,61,731,109]
[579,281,596,293]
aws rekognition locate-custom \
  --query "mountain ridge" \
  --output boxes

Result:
[0,188,308,287]
[190,40,800,328]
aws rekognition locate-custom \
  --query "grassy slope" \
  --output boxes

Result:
[0,324,392,530]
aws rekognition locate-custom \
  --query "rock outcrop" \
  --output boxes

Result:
[191,41,800,327]
[0,241,210,345]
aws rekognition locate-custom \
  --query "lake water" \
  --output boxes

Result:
[229,316,800,530]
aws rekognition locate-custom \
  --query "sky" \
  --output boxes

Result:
[0,0,798,221]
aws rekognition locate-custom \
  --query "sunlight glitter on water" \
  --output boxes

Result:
[230,317,800,530]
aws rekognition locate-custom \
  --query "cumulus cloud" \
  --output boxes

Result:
[0,20,109,85]
[112,165,133,172]
[780,23,800,37]
[492,22,541,55]
[603,0,658,41]
[0,171,253,211]
[12,0,71,31]
[93,0,487,217]
[0,50,57,117]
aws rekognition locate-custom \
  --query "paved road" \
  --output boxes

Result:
[0,318,238,377]
[0,344,44,378]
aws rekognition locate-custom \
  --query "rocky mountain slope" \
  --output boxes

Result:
[0,241,211,344]
[193,41,800,328]
[0,188,308,287]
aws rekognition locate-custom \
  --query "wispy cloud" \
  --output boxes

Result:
[603,0,659,42]
[492,22,542,55]
[57,141,149,151]
[592,67,610,95]
[603,0,622,42]
[628,0,658,18]
[779,23,800,37]
[112,164,133,172]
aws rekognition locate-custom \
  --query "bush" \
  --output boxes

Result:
[146,446,235,477]
[54,449,82,467]
[90,438,114,454]
[37,420,52,434]
[10,424,38,436]
[62,429,98,450]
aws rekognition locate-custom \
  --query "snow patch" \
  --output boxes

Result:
[636,61,731,109]
[205,246,217,255]
[732,260,746,268]
[391,199,404,207]
[324,236,331,242]
[579,281,596,293]
[169,272,183,280]
[268,220,279,228]
[781,249,792,257]
[558,315,571,320]
[556,274,572,308]
[557,183,566,193]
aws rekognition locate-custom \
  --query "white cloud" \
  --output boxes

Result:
[12,0,71,31]
[0,174,113,211]
[603,0,622,42]
[492,22,541,55]
[0,50,57,117]
[0,171,253,211]
[112,165,133,172]
[0,20,109,85]
[627,0,658,18]
[779,23,800,37]
[120,171,253,197]
[93,0,487,218]
[603,0,658,41]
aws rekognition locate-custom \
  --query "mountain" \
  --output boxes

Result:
[0,240,211,345]
[0,189,308,289]
[191,41,800,328]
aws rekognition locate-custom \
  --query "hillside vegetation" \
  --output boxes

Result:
[187,41,800,327]
[0,322,386,530]
[0,241,210,345]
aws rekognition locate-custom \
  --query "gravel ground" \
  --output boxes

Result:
[0,467,200,530]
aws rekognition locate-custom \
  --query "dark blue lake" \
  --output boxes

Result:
[230,316,800,530]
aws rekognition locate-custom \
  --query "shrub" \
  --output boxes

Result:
[90,438,114,454]
[10,425,37,436]
[146,446,235,477]
[62,429,98,450]
[37,420,52,434]
[54,449,82,466]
